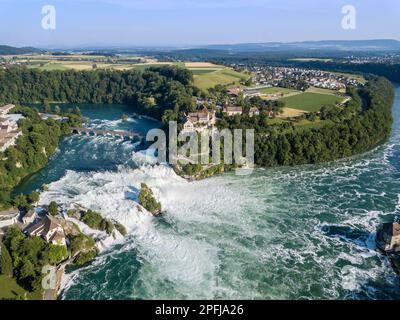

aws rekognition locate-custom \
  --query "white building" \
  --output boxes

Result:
[21,210,36,225]
[24,215,66,246]
[223,106,243,117]
[182,107,216,133]
[182,119,195,133]
[249,107,260,117]
[0,107,24,152]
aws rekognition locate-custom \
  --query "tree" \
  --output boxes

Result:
[81,210,103,230]
[27,191,40,205]
[0,106,80,209]
[43,100,51,113]
[73,107,81,116]
[13,194,31,211]
[53,105,61,115]
[20,259,35,279]
[138,183,161,216]
[48,201,58,216]
[145,96,157,108]
[0,242,13,277]
[43,244,67,265]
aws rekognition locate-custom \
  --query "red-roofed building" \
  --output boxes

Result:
[24,215,66,246]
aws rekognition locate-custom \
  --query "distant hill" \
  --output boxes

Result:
[203,39,400,52]
[0,45,42,55]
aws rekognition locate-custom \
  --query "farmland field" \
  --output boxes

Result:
[306,86,340,95]
[278,107,307,118]
[279,92,344,112]
[10,54,250,91]
[27,62,69,71]
[258,87,299,95]
[184,62,222,68]
[192,67,250,91]
[128,62,174,71]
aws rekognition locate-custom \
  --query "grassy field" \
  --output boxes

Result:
[27,63,68,71]
[127,62,174,71]
[279,92,344,112]
[192,67,250,91]
[0,275,42,300]
[278,107,307,118]
[18,54,250,91]
[293,119,333,132]
[26,61,175,72]
[305,86,341,95]
[259,87,299,95]
[13,53,164,72]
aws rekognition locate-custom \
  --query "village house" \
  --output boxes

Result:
[182,119,195,133]
[227,87,242,97]
[244,89,261,98]
[223,105,243,117]
[0,127,22,152]
[0,105,24,152]
[24,215,67,246]
[249,107,260,117]
[182,107,216,133]
[21,210,36,225]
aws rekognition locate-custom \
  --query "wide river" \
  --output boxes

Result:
[15,87,400,300]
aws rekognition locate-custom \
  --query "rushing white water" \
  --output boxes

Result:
[19,92,400,300]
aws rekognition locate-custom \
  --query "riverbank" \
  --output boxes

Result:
[8,84,400,299]
[0,106,82,209]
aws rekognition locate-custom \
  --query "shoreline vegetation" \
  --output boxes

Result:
[0,65,396,300]
[0,66,394,190]
[0,105,83,210]
[0,200,128,300]
[0,66,393,178]
[138,183,162,216]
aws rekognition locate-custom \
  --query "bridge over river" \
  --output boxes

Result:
[71,127,143,140]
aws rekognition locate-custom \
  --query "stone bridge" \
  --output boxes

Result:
[71,127,142,140]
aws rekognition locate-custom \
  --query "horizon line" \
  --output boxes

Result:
[2,38,400,50]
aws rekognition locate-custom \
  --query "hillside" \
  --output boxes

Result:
[0,45,42,55]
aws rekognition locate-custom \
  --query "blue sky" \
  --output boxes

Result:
[1,0,399,47]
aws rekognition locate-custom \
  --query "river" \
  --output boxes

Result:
[15,88,400,300]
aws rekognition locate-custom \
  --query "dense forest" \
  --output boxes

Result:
[1,226,67,294]
[218,76,394,167]
[0,107,82,208]
[0,66,196,121]
[0,45,41,55]
[0,66,395,181]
